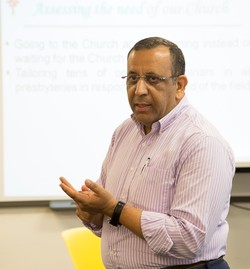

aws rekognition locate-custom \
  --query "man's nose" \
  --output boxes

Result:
[134,78,148,96]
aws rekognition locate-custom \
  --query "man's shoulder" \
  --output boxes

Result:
[109,118,138,148]
[114,117,137,135]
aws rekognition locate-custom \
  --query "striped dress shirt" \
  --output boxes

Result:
[85,96,235,268]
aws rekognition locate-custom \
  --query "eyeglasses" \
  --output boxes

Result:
[121,74,177,86]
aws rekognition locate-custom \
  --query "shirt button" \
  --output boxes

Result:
[110,249,117,257]
[120,194,126,200]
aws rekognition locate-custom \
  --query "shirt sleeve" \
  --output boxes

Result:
[82,221,103,237]
[141,135,235,259]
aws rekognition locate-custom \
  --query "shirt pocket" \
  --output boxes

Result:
[129,166,176,213]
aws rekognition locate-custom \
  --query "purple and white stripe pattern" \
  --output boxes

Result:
[90,96,235,268]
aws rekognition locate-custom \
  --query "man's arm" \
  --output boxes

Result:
[59,177,144,238]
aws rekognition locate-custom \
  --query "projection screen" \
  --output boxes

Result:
[0,0,249,201]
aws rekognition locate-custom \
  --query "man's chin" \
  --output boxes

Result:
[133,114,152,126]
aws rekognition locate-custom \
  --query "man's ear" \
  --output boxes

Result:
[175,75,188,100]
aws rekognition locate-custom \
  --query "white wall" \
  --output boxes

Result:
[0,174,250,269]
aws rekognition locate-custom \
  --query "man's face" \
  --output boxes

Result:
[126,45,187,134]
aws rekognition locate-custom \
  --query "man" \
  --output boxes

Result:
[60,37,235,268]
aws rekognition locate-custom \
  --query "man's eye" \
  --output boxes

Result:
[128,75,138,83]
[146,75,160,84]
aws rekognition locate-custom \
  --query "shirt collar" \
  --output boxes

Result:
[131,95,189,135]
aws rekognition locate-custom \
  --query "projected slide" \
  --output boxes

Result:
[1,0,249,201]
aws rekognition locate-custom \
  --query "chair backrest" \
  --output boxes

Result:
[62,227,105,269]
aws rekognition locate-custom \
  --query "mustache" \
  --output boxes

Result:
[133,98,151,105]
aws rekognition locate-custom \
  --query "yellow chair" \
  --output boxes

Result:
[62,227,105,269]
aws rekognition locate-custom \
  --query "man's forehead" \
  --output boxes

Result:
[127,47,172,70]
